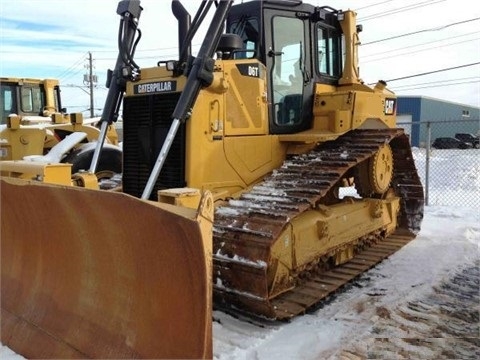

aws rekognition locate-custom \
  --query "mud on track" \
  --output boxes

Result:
[337,261,480,359]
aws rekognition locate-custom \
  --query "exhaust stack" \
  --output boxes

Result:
[172,0,191,61]
[338,10,361,85]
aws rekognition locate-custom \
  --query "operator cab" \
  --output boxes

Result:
[226,1,344,134]
[0,79,63,124]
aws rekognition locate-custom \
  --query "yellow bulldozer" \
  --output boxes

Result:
[0,77,122,183]
[1,0,424,358]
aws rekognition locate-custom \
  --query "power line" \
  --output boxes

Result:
[392,76,480,90]
[394,80,480,91]
[94,44,203,62]
[55,52,88,80]
[59,67,85,82]
[362,31,480,58]
[358,0,447,22]
[362,37,480,63]
[377,62,480,84]
[91,45,176,54]
[95,53,179,61]
[79,43,203,54]
[362,17,480,46]
[355,0,396,11]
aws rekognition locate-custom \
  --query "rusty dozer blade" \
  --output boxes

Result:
[1,177,214,359]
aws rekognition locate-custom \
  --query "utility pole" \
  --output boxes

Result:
[83,52,98,117]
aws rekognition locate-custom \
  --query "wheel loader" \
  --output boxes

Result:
[0,77,122,181]
[1,0,424,359]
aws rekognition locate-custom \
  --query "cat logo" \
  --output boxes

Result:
[134,81,177,94]
[384,98,396,115]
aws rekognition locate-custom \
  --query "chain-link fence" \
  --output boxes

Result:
[397,119,480,208]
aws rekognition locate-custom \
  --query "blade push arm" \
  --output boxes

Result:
[90,0,143,174]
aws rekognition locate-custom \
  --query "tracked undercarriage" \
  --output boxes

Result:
[213,129,424,320]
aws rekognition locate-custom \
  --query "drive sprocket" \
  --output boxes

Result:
[355,144,394,197]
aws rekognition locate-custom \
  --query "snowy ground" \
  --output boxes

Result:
[2,148,479,359]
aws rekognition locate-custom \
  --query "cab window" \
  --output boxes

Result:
[21,86,44,114]
[229,17,259,59]
[317,26,342,78]
[0,84,16,124]
[271,16,305,126]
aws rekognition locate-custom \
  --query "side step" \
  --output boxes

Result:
[271,231,415,319]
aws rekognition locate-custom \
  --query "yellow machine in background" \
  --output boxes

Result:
[0,77,122,181]
[1,1,424,359]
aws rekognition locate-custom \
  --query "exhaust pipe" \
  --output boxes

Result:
[172,0,191,60]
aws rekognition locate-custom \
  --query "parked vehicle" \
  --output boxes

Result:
[432,137,473,149]
[455,133,479,148]
[0,77,122,176]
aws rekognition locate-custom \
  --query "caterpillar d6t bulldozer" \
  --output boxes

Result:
[0,77,122,179]
[1,0,424,358]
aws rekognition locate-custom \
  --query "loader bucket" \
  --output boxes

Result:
[0,177,214,359]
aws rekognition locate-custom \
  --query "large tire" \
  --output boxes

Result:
[62,143,122,174]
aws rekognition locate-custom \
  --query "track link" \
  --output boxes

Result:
[270,230,415,318]
[213,129,424,319]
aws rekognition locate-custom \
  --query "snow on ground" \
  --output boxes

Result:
[2,148,479,359]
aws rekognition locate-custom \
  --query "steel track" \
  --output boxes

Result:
[213,129,424,320]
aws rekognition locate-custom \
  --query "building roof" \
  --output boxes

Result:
[398,95,480,110]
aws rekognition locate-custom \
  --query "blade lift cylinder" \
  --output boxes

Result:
[141,0,234,200]
[89,0,143,174]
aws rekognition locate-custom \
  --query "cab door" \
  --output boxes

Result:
[264,11,313,134]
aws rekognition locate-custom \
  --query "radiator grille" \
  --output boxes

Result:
[123,92,186,200]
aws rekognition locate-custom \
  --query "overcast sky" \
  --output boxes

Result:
[1,0,479,115]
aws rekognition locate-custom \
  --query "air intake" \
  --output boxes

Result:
[122,92,186,200]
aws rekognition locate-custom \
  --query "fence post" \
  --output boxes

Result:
[425,121,431,206]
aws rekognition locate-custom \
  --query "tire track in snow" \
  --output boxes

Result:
[335,261,480,359]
